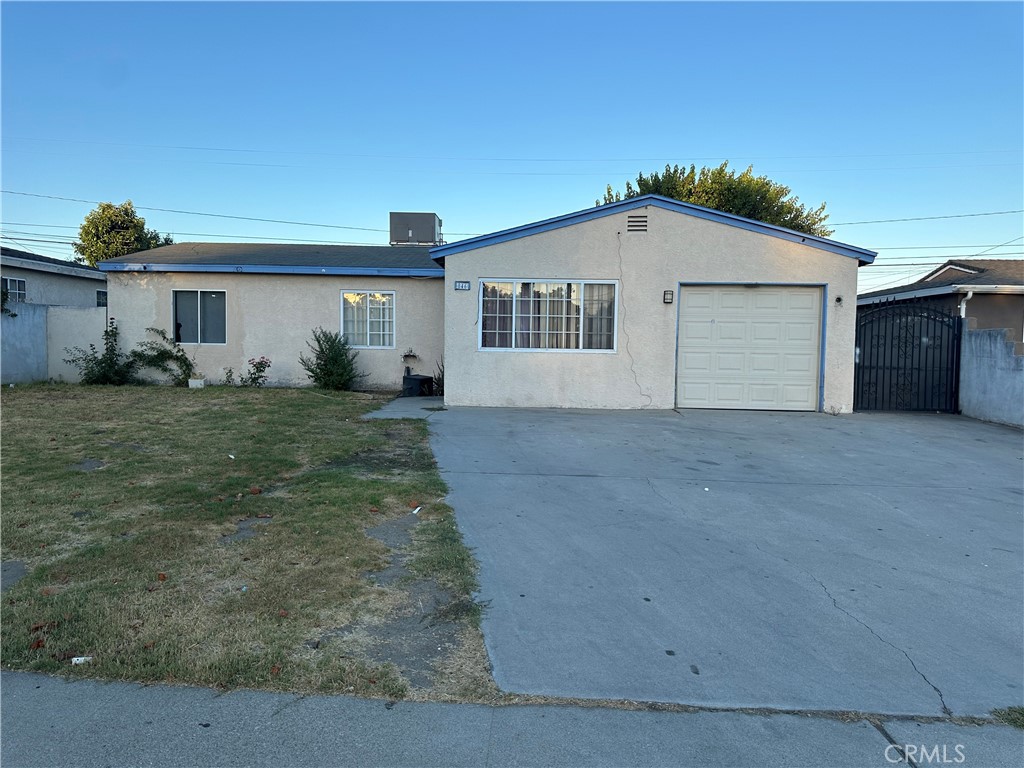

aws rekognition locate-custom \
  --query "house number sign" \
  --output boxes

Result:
[453,281,471,291]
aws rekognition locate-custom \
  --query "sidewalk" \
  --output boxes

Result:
[2,672,1019,767]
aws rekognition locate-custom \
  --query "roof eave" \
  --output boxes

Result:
[857,284,1024,304]
[431,195,876,265]
[98,263,445,278]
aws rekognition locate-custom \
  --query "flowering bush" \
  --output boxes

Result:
[241,356,272,388]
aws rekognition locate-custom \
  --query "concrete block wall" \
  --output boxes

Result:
[959,319,1023,428]
[0,304,106,384]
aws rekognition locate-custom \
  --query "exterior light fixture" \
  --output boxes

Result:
[663,290,674,304]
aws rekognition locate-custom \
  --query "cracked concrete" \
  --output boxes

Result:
[427,407,1023,718]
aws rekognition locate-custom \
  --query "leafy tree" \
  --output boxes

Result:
[1,287,16,318]
[598,162,832,237]
[73,201,173,267]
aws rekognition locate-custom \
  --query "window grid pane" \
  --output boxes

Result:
[481,281,611,351]
[343,291,394,347]
[3,278,27,303]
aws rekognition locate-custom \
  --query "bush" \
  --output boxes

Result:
[131,327,196,387]
[240,356,272,388]
[64,318,140,385]
[299,328,364,391]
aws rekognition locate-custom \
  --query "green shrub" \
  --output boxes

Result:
[64,318,140,385]
[299,328,364,391]
[131,327,196,386]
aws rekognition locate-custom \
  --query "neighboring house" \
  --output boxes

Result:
[100,199,877,411]
[431,194,875,412]
[857,259,1024,341]
[1,246,108,308]
[99,236,445,389]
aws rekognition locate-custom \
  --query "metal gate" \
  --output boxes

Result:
[854,301,962,412]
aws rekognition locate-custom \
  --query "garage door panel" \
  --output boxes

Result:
[677,285,821,411]
[717,322,747,342]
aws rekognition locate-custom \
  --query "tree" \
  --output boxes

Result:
[598,162,832,237]
[73,201,173,267]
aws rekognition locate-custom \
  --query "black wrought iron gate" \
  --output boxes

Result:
[854,301,962,412]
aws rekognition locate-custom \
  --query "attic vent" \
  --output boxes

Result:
[627,214,648,232]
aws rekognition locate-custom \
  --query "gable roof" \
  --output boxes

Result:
[1,245,106,280]
[97,242,444,277]
[430,195,876,265]
[859,259,1024,301]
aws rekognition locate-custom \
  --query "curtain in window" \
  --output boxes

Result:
[343,292,393,347]
[583,283,615,350]
[481,282,513,348]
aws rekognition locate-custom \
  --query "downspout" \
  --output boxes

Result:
[958,289,973,318]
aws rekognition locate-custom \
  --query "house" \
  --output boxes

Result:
[1,246,108,308]
[431,195,875,412]
[100,198,877,412]
[99,233,445,389]
[857,259,1024,341]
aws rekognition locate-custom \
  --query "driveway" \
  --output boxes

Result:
[428,408,1023,718]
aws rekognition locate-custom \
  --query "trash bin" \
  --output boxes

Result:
[401,374,434,397]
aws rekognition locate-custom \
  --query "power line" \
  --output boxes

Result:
[832,210,1023,225]
[0,190,483,236]
[972,235,1023,257]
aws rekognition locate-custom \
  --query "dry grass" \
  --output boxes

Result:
[0,384,483,699]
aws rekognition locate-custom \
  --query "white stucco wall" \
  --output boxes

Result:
[441,205,862,411]
[1,264,106,308]
[105,272,444,388]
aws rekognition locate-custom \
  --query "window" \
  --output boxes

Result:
[342,291,395,348]
[2,278,26,303]
[481,280,616,351]
[96,290,108,307]
[173,290,226,344]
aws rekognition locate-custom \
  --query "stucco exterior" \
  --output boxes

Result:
[1,254,106,308]
[105,272,443,388]
[439,204,863,411]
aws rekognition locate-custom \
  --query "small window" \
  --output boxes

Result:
[96,290,108,307]
[2,278,26,303]
[342,291,395,348]
[481,280,616,351]
[173,290,226,344]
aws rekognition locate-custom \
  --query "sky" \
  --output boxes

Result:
[1,1,1022,294]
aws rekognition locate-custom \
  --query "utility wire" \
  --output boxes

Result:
[1,191,482,235]
[832,210,1023,225]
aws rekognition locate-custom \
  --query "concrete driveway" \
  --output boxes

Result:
[427,408,1023,718]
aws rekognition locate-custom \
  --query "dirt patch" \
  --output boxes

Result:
[219,517,272,544]
[1,561,28,592]
[329,512,466,689]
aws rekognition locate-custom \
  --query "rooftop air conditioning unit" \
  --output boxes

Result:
[389,212,443,246]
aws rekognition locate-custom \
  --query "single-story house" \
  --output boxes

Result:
[100,196,877,411]
[432,195,874,411]
[100,241,445,388]
[857,259,1024,341]
[1,246,108,308]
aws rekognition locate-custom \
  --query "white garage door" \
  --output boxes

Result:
[676,285,822,411]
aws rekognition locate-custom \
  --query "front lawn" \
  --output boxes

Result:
[0,385,489,699]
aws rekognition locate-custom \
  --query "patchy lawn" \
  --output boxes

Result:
[0,384,491,700]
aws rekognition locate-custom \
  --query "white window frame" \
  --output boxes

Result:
[3,277,27,303]
[171,289,227,346]
[96,289,108,308]
[477,278,618,353]
[341,290,396,349]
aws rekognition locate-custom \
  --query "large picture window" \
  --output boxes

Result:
[173,290,226,344]
[481,281,616,351]
[342,291,395,348]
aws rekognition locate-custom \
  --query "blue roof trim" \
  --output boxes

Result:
[98,263,445,277]
[430,195,877,264]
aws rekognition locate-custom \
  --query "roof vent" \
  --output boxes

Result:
[627,214,648,232]
[390,212,443,246]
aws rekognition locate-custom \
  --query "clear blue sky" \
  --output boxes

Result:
[2,1,1021,293]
